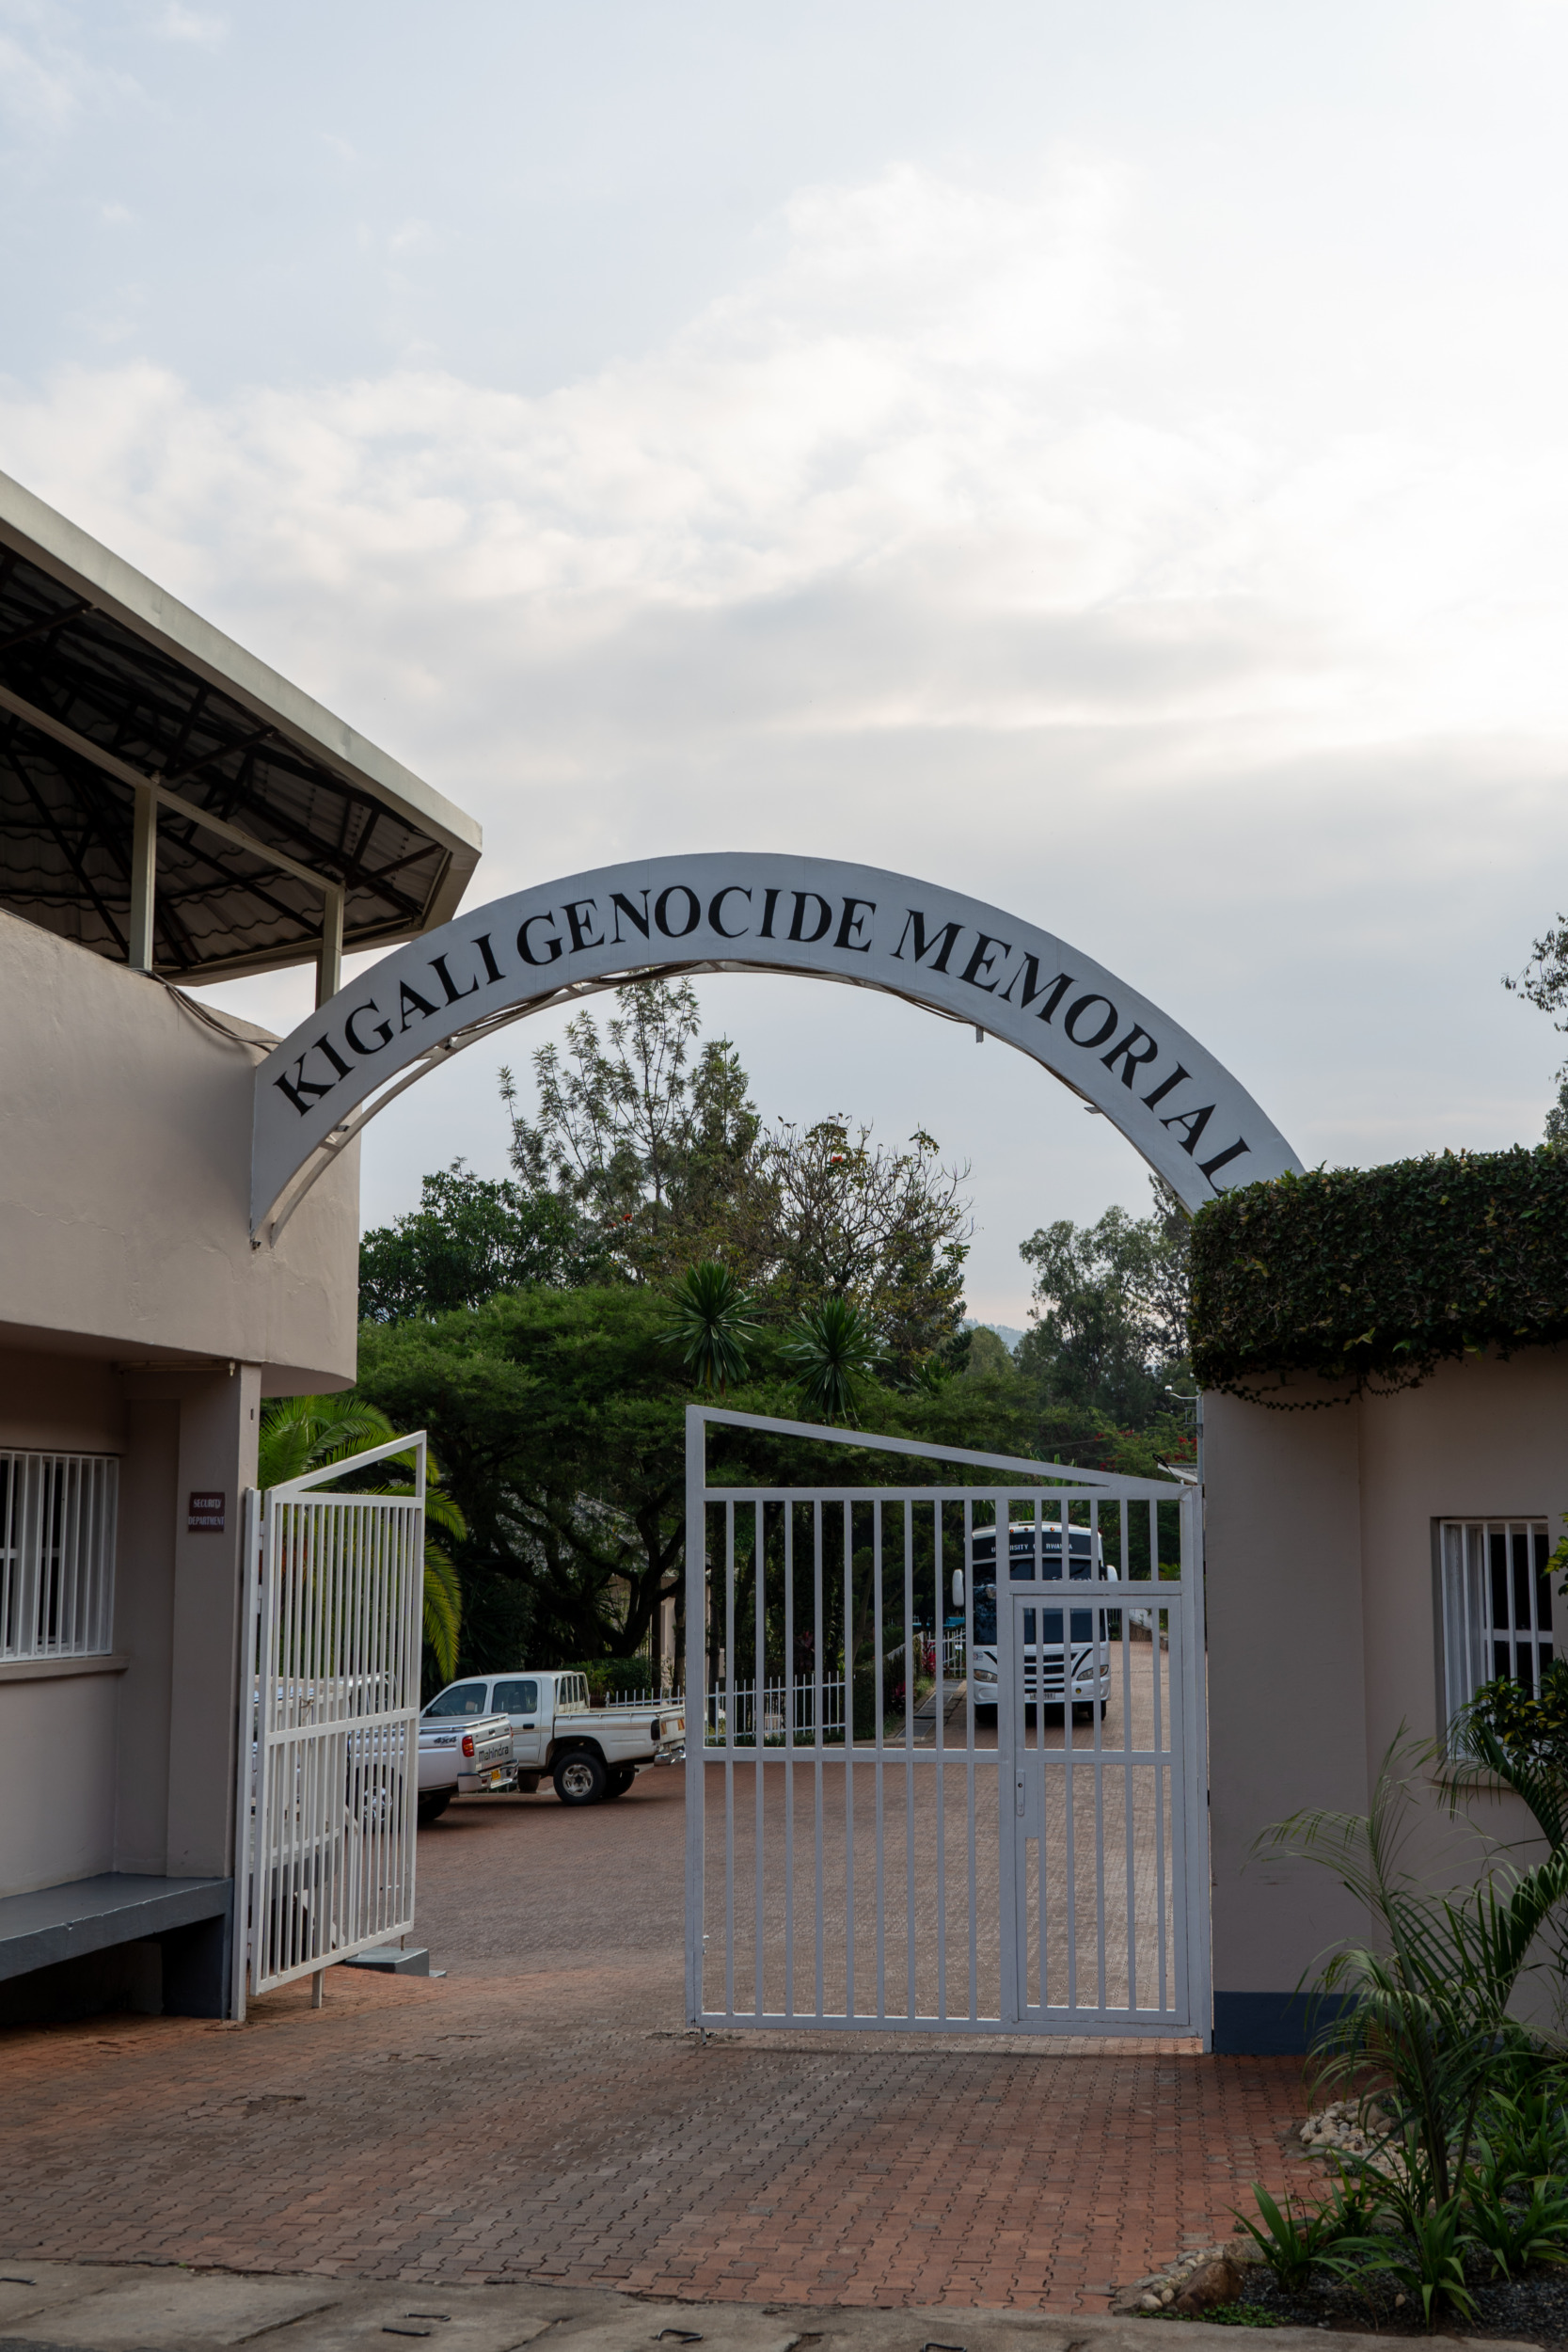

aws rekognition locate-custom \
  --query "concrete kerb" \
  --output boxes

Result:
[0,2265,1544,2352]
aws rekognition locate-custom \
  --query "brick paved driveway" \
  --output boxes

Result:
[0,1765,1311,2312]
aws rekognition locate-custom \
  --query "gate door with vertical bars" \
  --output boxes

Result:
[685,1409,1209,2040]
[234,1432,426,2014]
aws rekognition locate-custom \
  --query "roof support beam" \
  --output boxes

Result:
[7,642,426,923]
[0,597,90,656]
[317,884,343,1009]
[164,723,272,794]
[0,675,330,893]
[129,783,156,972]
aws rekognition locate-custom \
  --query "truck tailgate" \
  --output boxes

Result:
[420,1712,515,1787]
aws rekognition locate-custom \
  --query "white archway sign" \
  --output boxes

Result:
[250,852,1301,1241]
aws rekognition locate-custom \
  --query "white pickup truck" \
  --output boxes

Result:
[420,1670,686,1808]
[417,1711,518,1825]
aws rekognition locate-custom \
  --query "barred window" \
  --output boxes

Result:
[1439,1518,1554,1737]
[0,1452,119,1662]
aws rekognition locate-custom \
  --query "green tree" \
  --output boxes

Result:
[349,1274,1198,1684]
[359,1161,603,1320]
[1016,1177,1190,1425]
[1505,915,1568,1141]
[500,978,766,1277]
[498,977,972,1367]
[356,1288,695,1668]
[257,1391,467,1684]
[753,1119,970,1367]
[961,1326,1015,1380]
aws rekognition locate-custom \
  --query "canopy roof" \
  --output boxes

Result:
[0,470,482,984]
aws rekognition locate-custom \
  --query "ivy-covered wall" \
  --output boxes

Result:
[1190,1147,1568,1402]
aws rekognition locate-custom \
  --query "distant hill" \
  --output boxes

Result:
[961,1319,1025,1354]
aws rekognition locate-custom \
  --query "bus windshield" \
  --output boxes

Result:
[970,1529,1099,1648]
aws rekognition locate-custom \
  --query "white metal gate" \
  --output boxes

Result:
[233,1432,426,2014]
[684,1409,1209,2040]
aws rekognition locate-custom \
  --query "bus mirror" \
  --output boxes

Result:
[952,1568,964,1609]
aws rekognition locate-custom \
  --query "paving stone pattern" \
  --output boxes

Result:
[0,1769,1309,2312]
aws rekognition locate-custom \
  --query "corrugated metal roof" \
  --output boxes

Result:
[0,471,482,983]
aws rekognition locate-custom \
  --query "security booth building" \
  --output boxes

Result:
[1196,1152,1568,2055]
[0,471,481,2023]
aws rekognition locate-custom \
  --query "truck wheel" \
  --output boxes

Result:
[604,1764,636,1799]
[418,1791,452,1826]
[553,1750,607,1805]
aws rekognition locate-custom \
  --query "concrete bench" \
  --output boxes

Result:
[0,1872,231,2021]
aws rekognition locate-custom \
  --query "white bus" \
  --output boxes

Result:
[955,1519,1117,1721]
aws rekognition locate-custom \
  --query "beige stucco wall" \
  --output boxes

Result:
[111,1394,179,1878]
[0,906,358,1389]
[0,1669,119,1896]
[0,909,364,1914]
[1208,1347,1568,2026]
[0,1352,126,1453]
[1206,1384,1370,1999]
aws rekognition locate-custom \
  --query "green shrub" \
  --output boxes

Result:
[1241,1737,1568,2328]
[1231,2185,1342,2291]
[1329,2186,1477,2329]
[1319,2159,1389,2241]
[1190,1148,1568,1401]
[1260,1740,1568,2207]
[1464,2177,1568,2280]
[1450,1661,1568,1854]
[568,1655,663,1698]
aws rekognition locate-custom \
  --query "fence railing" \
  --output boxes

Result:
[705,1676,848,1743]
[610,1638,970,1743]
[878,1629,968,1678]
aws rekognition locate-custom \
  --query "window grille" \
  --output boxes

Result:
[0,1451,118,1661]
[1439,1518,1554,1738]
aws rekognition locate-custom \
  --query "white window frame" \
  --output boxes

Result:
[1437,1517,1554,1741]
[0,1450,119,1662]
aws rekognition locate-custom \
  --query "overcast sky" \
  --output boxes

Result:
[6,0,1568,1322]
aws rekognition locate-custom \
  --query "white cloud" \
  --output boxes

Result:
[150,4,224,44]
[3,157,1567,1307]
[4,153,1556,771]
[0,3,113,132]
[387,218,438,260]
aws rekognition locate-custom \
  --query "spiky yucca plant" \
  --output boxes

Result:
[660,1261,759,1393]
[781,1296,881,1424]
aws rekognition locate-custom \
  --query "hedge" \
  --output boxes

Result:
[1189,1146,1568,1403]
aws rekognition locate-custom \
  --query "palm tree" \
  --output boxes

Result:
[781,1296,881,1423]
[257,1393,465,1684]
[660,1261,760,1392]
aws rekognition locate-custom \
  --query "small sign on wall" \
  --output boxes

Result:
[188,1490,226,1533]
